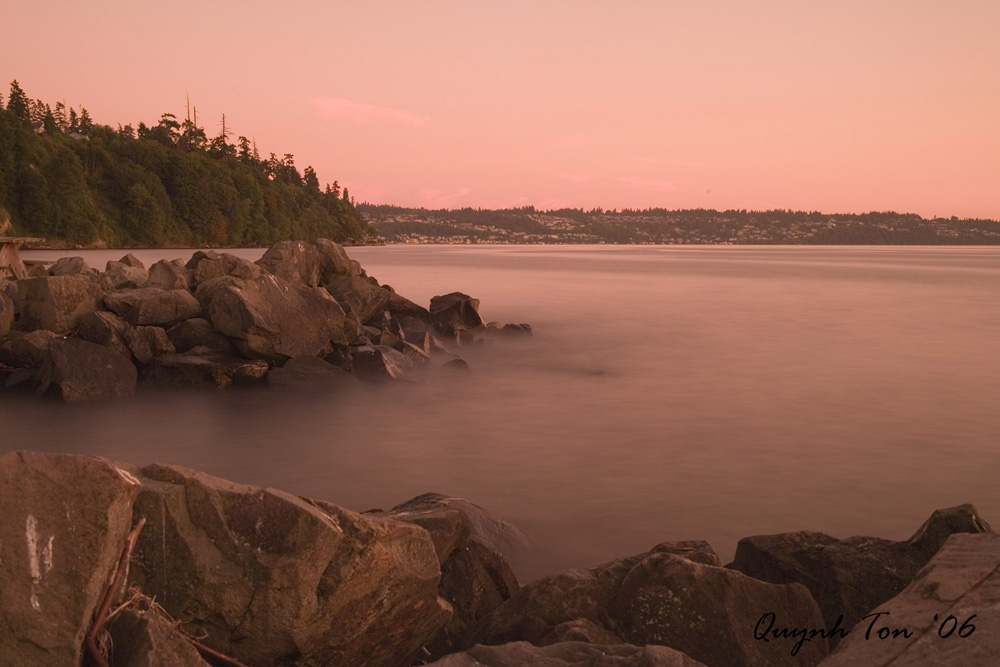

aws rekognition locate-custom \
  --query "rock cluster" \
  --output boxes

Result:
[0,450,994,667]
[0,241,531,401]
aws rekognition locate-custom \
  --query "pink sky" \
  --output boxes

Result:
[3,1,998,217]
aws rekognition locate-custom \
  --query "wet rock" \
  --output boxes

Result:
[77,310,132,359]
[315,238,364,278]
[48,255,99,279]
[267,356,357,393]
[148,352,268,389]
[104,287,201,327]
[100,259,149,291]
[37,338,137,402]
[256,240,324,286]
[430,292,485,338]
[108,597,212,667]
[477,541,828,667]
[16,275,103,332]
[728,504,992,646]
[325,275,391,323]
[124,326,176,364]
[166,317,239,355]
[0,452,139,667]
[425,641,707,667]
[0,290,13,335]
[820,533,1000,667]
[189,252,263,286]
[128,464,451,667]
[147,259,192,290]
[204,274,348,362]
[352,344,413,381]
[0,330,59,367]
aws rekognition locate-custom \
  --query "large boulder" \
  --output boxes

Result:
[37,338,137,402]
[148,352,268,389]
[166,317,239,355]
[48,255,99,280]
[352,344,413,382]
[430,292,485,338]
[204,274,348,362]
[267,356,357,393]
[257,240,324,286]
[104,288,201,327]
[325,275,391,323]
[100,259,149,291]
[148,259,192,290]
[0,452,140,667]
[426,641,708,667]
[128,464,451,667]
[315,238,363,278]
[189,251,263,286]
[477,541,828,667]
[124,325,176,364]
[820,533,1000,666]
[16,275,103,332]
[108,597,212,667]
[0,330,59,367]
[76,310,132,360]
[728,504,992,646]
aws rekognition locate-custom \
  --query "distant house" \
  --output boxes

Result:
[30,121,44,134]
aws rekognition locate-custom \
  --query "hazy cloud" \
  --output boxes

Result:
[313,97,429,127]
[629,156,709,167]
[618,176,678,192]
[559,172,596,183]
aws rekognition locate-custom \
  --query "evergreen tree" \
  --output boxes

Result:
[54,101,67,131]
[79,107,93,133]
[303,165,320,193]
[237,135,252,163]
[7,80,29,120]
[68,107,78,132]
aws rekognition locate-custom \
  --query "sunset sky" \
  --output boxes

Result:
[3,1,998,217]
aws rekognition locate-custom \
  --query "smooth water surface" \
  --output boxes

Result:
[9,245,1000,581]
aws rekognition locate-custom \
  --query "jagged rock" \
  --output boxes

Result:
[386,291,431,320]
[189,252,263,286]
[425,641,708,667]
[0,452,140,667]
[128,464,451,667]
[728,504,992,646]
[16,275,103,332]
[267,356,357,393]
[124,326,176,364]
[119,253,146,269]
[352,344,413,381]
[396,339,432,364]
[0,291,13,335]
[0,330,59,367]
[316,238,363,278]
[820,532,1000,666]
[477,541,828,667]
[100,259,149,291]
[48,256,99,279]
[108,597,212,667]
[148,259,191,290]
[256,240,324,286]
[77,310,132,359]
[37,338,137,402]
[325,275,391,323]
[502,323,533,337]
[430,292,485,337]
[104,288,201,327]
[442,357,471,372]
[166,318,239,355]
[148,353,268,389]
[203,274,348,362]
[184,250,221,270]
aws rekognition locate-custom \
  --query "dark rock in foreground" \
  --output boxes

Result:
[38,337,137,402]
[728,504,992,646]
[108,596,212,667]
[425,641,708,666]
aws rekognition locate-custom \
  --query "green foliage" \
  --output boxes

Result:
[0,80,367,246]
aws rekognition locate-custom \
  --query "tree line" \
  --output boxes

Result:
[0,80,366,246]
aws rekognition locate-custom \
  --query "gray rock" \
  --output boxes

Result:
[147,259,192,290]
[256,240,324,286]
[819,533,1000,666]
[104,288,201,327]
[325,275,391,323]
[352,344,413,382]
[204,274,348,362]
[101,260,149,291]
[16,275,103,332]
[728,504,992,647]
[267,355,357,393]
[0,330,59,367]
[315,238,364,278]
[189,252,263,286]
[148,353,268,389]
[430,292,485,338]
[124,326,176,364]
[128,464,451,667]
[48,256,99,279]
[0,452,140,667]
[37,338,137,402]
[76,310,132,360]
[425,641,707,667]
[166,317,239,355]
[478,541,828,667]
[118,253,145,269]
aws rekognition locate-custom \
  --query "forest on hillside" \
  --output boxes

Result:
[0,80,366,247]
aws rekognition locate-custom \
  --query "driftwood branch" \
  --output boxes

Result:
[85,517,146,667]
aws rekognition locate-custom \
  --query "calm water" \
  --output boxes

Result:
[8,245,1000,582]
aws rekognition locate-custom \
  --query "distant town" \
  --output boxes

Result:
[359,205,1000,245]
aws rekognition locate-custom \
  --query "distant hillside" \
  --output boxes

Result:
[359,206,1000,245]
[0,79,366,247]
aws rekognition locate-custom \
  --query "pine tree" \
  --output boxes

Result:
[79,107,93,133]
[68,107,79,132]
[237,136,252,163]
[7,80,30,120]
[54,101,67,130]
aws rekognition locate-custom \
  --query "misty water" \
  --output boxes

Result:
[6,245,1000,582]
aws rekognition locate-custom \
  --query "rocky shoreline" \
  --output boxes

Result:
[0,240,531,401]
[1,451,996,666]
